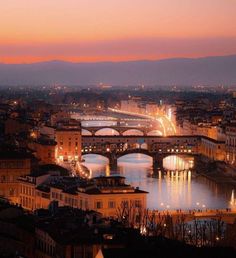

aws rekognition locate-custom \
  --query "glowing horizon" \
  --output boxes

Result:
[1,0,236,63]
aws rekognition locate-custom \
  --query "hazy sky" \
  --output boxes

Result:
[0,0,236,63]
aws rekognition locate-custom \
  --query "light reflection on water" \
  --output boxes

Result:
[83,154,232,210]
[81,121,233,210]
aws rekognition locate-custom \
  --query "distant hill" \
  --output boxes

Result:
[0,55,236,86]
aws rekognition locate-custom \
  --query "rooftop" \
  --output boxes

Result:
[36,137,57,146]
[34,175,148,195]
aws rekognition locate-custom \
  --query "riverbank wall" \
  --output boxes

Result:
[195,156,236,186]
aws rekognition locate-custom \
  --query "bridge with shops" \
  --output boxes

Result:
[81,135,201,170]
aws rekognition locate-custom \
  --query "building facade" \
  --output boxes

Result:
[200,137,225,161]
[18,175,147,218]
[28,138,57,164]
[226,124,236,166]
[0,151,32,204]
[55,121,82,162]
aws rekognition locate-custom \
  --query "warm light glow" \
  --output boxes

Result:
[1,0,236,63]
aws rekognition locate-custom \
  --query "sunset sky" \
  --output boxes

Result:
[1,0,236,63]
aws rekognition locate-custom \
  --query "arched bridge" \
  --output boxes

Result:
[82,125,164,136]
[82,135,201,170]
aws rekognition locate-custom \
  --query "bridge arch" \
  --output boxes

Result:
[147,130,163,136]
[82,153,110,162]
[94,128,120,136]
[82,129,92,136]
[122,129,144,136]
[116,148,154,159]
[117,152,153,167]
[162,154,195,171]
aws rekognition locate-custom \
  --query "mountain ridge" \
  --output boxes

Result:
[0,55,236,85]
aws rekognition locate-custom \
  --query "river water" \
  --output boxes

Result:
[81,121,235,210]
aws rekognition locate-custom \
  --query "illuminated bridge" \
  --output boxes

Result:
[108,107,176,136]
[82,135,201,170]
[71,114,153,122]
[81,125,164,136]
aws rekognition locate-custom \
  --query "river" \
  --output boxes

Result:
[81,120,235,210]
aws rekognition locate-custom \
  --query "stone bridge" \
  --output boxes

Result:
[82,124,164,136]
[82,135,201,170]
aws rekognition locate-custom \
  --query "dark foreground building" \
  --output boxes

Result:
[0,201,236,258]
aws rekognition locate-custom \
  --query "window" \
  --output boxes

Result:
[135,200,142,208]
[9,188,14,196]
[121,200,129,208]
[95,201,103,209]
[0,176,6,183]
[108,200,116,209]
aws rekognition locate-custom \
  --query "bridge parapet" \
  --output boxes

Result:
[82,124,164,136]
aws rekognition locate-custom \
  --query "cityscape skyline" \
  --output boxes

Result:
[1,1,236,257]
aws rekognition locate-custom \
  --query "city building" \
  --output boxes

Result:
[145,103,158,116]
[200,136,225,161]
[18,173,147,217]
[34,208,102,258]
[38,124,56,140]
[4,117,35,135]
[120,100,140,113]
[0,202,143,258]
[0,150,32,204]
[19,164,69,210]
[225,124,236,166]
[28,137,57,164]
[55,120,82,162]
